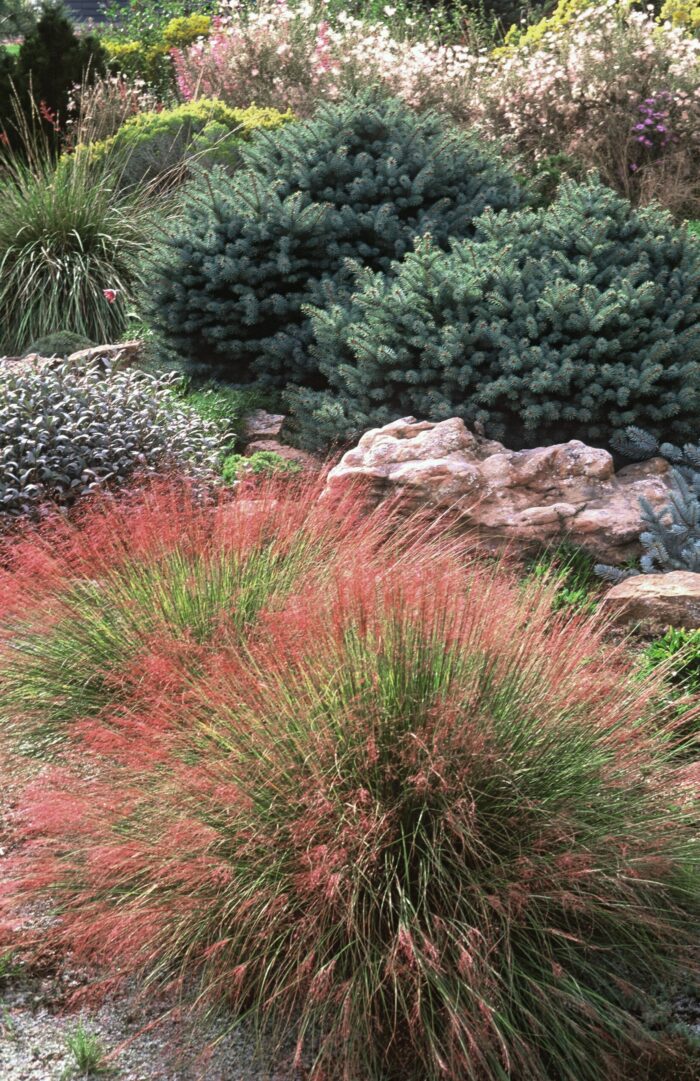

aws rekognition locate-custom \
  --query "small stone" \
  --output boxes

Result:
[599,571,700,633]
[241,410,286,441]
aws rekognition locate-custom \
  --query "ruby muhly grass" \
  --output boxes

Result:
[0,493,697,1081]
[0,474,444,755]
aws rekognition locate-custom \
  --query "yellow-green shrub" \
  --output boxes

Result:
[104,38,173,94]
[499,0,698,53]
[79,100,294,189]
[659,0,700,30]
[162,14,212,49]
[497,0,601,52]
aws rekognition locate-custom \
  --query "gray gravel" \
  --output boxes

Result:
[0,967,295,1081]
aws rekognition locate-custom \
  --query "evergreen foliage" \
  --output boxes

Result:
[0,3,106,146]
[144,93,523,386]
[597,427,700,579]
[22,330,94,357]
[0,0,37,37]
[288,178,700,451]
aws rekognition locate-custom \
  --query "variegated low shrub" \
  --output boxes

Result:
[0,362,226,519]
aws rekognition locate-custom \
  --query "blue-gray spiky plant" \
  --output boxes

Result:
[596,428,700,580]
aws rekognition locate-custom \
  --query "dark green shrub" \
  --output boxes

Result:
[0,0,37,37]
[0,362,226,519]
[0,2,106,146]
[288,178,700,450]
[145,93,523,387]
[23,330,94,357]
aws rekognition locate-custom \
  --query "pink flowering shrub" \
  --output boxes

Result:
[169,0,483,116]
[171,1,700,214]
[170,0,344,114]
[468,2,700,215]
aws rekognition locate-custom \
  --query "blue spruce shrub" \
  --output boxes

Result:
[597,427,700,580]
[144,93,522,387]
[288,178,700,451]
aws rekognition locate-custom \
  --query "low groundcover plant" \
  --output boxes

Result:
[0,363,227,519]
[1,480,697,1081]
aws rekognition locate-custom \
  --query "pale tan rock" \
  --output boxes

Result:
[1,341,143,372]
[242,410,286,441]
[67,340,142,369]
[323,416,673,563]
[245,439,320,470]
[600,572,700,632]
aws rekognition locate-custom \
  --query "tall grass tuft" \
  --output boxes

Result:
[1,481,697,1080]
[0,110,155,355]
[0,474,428,754]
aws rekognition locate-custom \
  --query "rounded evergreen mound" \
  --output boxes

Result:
[290,178,700,450]
[144,92,522,387]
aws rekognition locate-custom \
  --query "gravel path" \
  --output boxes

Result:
[0,761,295,1081]
[1,968,296,1081]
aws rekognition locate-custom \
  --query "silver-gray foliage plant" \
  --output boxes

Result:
[0,362,227,518]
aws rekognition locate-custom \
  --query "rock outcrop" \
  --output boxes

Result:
[599,572,700,632]
[241,410,286,442]
[324,416,673,563]
[0,340,142,371]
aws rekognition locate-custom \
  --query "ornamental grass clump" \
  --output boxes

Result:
[0,129,153,355]
[0,476,412,755]
[2,493,698,1081]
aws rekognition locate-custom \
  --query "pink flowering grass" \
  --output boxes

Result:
[0,473,465,756]
[1,480,698,1080]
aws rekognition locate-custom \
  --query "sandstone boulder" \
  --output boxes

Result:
[241,410,286,442]
[599,572,700,632]
[323,417,672,563]
[66,340,142,369]
[1,340,142,372]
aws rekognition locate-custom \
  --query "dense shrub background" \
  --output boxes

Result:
[0,2,106,147]
[145,93,522,386]
[289,178,700,450]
